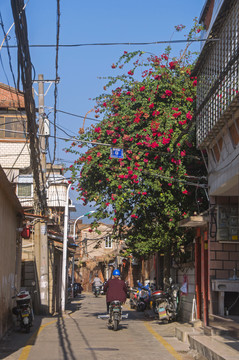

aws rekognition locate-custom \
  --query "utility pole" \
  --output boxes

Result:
[34,74,49,314]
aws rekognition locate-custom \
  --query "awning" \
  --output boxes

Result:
[179,215,208,228]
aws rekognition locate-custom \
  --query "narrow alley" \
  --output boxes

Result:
[0,293,196,360]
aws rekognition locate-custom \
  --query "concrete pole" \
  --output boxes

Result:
[61,184,70,313]
[38,74,49,314]
[35,75,49,314]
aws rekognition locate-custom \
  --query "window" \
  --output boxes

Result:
[0,115,27,139]
[105,235,112,249]
[18,183,32,197]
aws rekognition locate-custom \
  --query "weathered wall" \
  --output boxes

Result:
[0,173,22,339]
[177,265,195,322]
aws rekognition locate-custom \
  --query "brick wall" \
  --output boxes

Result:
[0,142,30,169]
[210,238,239,279]
[0,84,24,108]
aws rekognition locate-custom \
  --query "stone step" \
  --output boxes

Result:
[188,333,239,360]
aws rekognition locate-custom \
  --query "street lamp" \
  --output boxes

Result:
[71,211,95,296]
[61,182,71,313]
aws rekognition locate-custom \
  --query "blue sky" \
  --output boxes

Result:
[0,0,205,221]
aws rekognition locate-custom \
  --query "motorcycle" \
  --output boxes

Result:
[98,300,128,331]
[151,278,179,322]
[12,289,34,333]
[130,281,151,312]
[108,300,122,331]
[93,285,102,297]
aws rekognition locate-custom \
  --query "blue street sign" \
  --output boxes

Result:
[110,148,124,159]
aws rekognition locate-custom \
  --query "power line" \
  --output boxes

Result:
[11,0,47,213]
[52,0,61,165]
[2,38,218,49]
[45,106,101,122]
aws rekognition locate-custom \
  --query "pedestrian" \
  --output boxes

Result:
[104,269,127,312]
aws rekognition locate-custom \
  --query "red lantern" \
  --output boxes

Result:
[21,226,30,239]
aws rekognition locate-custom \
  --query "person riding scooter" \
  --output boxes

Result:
[104,269,127,313]
[92,273,103,294]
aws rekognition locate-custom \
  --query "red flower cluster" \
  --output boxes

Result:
[169,61,177,70]
[165,90,173,97]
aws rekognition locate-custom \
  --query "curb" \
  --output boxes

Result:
[175,324,239,360]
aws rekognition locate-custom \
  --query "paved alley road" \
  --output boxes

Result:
[0,293,196,360]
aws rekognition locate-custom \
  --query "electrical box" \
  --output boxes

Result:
[217,205,239,242]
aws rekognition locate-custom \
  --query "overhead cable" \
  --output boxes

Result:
[2,38,219,49]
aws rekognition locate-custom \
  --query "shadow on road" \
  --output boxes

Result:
[0,315,44,360]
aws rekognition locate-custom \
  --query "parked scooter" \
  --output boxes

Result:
[12,289,34,333]
[130,281,151,312]
[151,278,179,322]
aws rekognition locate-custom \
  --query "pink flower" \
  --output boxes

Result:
[106,202,110,206]
[149,103,154,109]
[173,112,181,118]
[186,97,194,102]
[181,150,186,156]
[112,139,117,144]
[186,112,192,120]
[103,102,107,107]
[113,217,117,221]
[94,127,101,133]
[162,137,170,145]
[140,86,145,91]
[169,61,177,69]
[134,117,140,123]
[128,70,134,75]
[142,192,147,195]
[118,185,122,189]
[154,75,161,80]
[165,90,173,97]
[182,190,188,194]
[119,174,124,179]
[193,80,197,86]
[96,152,101,157]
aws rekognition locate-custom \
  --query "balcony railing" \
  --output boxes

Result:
[196,0,239,147]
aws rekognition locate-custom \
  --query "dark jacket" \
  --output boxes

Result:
[104,278,127,303]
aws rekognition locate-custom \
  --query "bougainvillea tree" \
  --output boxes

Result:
[66,22,207,259]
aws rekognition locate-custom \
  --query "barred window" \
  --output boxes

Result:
[18,183,32,197]
[105,235,112,248]
[0,115,27,139]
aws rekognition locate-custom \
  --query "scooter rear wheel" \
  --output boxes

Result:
[113,318,118,331]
